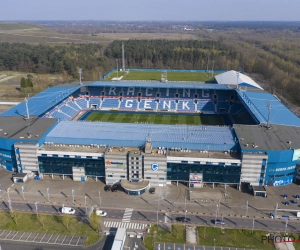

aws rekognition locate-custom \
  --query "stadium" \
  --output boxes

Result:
[1,69,300,196]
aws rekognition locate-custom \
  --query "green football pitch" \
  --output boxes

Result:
[105,71,218,82]
[84,112,226,126]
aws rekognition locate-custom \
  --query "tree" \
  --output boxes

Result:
[37,214,47,228]
[20,77,26,88]
[62,214,72,230]
[89,212,101,233]
[11,211,21,225]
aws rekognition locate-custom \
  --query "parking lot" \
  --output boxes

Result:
[155,243,256,250]
[0,230,86,246]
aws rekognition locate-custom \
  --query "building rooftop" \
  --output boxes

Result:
[88,81,231,90]
[234,124,300,151]
[237,90,300,127]
[45,121,237,151]
[0,85,80,117]
[0,116,57,141]
[39,144,107,154]
[168,149,240,160]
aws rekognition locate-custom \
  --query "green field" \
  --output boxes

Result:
[105,71,218,82]
[84,112,225,126]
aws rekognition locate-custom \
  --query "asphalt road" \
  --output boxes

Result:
[2,200,300,233]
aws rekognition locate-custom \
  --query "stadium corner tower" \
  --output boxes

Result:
[1,70,300,195]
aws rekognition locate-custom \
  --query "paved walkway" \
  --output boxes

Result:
[1,169,300,221]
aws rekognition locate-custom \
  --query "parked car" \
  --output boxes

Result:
[149,187,156,194]
[61,207,76,214]
[176,217,191,223]
[214,219,225,225]
[96,210,107,216]
[111,185,118,192]
[104,185,111,192]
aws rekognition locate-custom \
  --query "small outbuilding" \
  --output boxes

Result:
[13,173,29,183]
[252,185,267,197]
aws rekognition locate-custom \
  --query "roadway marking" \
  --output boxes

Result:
[122,208,133,223]
[47,234,53,243]
[5,231,12,239]
[40,234,46,242]
[104,220,147,230]
[18,232,25,240]
[26,233,32,241]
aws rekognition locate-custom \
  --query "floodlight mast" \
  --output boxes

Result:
[206,53,210,78]
[266,100,272,129]
[78,68,83,85]
[122,42,125,71]
[236,72,240,89]
[25,93,30,119]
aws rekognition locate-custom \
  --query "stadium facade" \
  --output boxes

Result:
[1,70,300,195]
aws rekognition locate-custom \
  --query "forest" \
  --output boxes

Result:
[0,27,300,103]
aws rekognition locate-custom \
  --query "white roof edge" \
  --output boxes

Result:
[215,70,263,90]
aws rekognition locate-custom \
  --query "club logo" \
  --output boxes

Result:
[151,163,159,171]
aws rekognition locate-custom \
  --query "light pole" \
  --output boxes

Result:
[47,188,50,202]
[157,193,161,228]
[72,189,75,205]
[246,200,248,217]
[275,202,278,218]
[7,190,10,200]
[236,72,239,89]
[8,199,12,212]
[35,201,38,216]
[99,191,101,207]
[116,59,119,79]
[252,217,255,233]
[85,196,87,215]
[22,186,25,200]
[284,219,288,234]
[99,71,102,81]
[215,206,218,227]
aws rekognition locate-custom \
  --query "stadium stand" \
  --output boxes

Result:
[101,98,119,108]
[75,98,88,109]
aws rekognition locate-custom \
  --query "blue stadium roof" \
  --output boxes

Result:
[88,81,230,90]
[0,85,80,117]
[237,90,300,127]
[45,122,237,151]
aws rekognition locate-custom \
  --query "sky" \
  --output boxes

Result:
[1,0,299,21]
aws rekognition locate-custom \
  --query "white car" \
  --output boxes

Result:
[96,210,107,216]
[61,207,76,214]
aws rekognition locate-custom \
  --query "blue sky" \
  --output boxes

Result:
[1,0,299,21]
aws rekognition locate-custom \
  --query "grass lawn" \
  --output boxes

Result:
[85,112,226,126]
[143,224,186,250]
[105,71,218,82]
[0,211,100,246]
[198,227,276,249]
[144,225,300,250]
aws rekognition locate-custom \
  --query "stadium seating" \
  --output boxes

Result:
[101,98,119,108]
[119,99,138,109]
[75,98,88,109]
[89,98,101,107]
[157,100,176,110]
[177,101,195,111]
[51,110,70,121]
[60,105,77,117]
[67,101,81,111]
[201,101,215,113]
[138,100,156,110]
